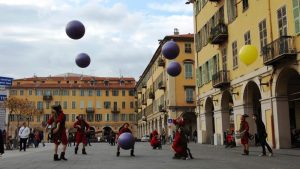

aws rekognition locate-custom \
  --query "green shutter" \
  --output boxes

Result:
[293,0,300,34]
[196,67,199,86]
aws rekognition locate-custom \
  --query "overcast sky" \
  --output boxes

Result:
[0,0,193,80]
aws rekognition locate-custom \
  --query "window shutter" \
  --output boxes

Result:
[196,67,200,87]
[293,0,300,34]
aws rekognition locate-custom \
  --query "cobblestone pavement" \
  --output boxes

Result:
[0,142,299,169]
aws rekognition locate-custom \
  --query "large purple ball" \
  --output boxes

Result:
[167,61,182,77]
[118,132,135,150]
[66,20,85,40]
[162,40,180,60]
[75,53,91,68]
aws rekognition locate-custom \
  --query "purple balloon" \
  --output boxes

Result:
[118,132,135,150]
[162,40,180,60]
[75,53,90,68]
[66,20,85,40]
[167,61,182,77]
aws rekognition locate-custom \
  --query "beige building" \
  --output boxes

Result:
[8,73,137,138]
[136,30,196,139]
[191,0,300,148]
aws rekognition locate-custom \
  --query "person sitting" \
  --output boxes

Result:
[150,129,161,149]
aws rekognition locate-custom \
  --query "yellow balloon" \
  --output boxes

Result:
[239,45,258,65]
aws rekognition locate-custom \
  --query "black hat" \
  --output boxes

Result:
[51,105,62,113]
[242,114,249,118]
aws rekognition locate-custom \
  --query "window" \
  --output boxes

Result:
[63,101,67,109]
[36,89,42,96]
[96,101,101,109]
[112,114,119,122]
[222,48,227,70]
[121,114,127,121]
[53,90,59,96]
[104,101,111,109]
[106,114,110,122]
[185,88,194,103]
[37,101,43,110]
[277,6,287,36]
[242,0,249,11]
[43,114,50,122]
[20,90,24,96]
[95,114,102,122]
[80,90,85,96]
[88,90,93,96]
[87,113,94,122]
[28,90,32,95]
[96,90,101,96]
[293,0,300,34]
[72,101,76,109]
[232,41,238,69]
[61,90,68,96]
[10,90,17,95]
[244,31,251,45]
[129,114,135,121]
[129,89,134,96]
[130,102,134,109]
[105,90,109,96]
[72,114,76,122]
[46,101,50,109]
[72,90,76,96]
[44,90,51,96]
[185,43,192,53]
[259,19,268,54]
[122,101,126,109]
[122,90,126,96]
[88,100,92,108]
[65,114,69,122]
[227,0,237,23]
[104,80,109,87]
[80,101,84,109]
[112,89,119,96]
[184,62,193,79]
[113,102,118,109]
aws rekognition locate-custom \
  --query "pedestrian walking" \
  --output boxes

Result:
[18,122,30,152]
[193,129,197,143]
[0,129,4,157]
[252,114,273,157]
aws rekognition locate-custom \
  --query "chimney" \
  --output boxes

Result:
[174,28,179,35]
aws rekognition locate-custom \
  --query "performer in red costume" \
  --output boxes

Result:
[150,129,161,149]
[116,123,135,157]
[238,114,250,155]
[46,105,68,161]
[73,115,90,155]
[172,127,188,159]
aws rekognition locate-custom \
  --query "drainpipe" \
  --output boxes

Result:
[267,0,276,149]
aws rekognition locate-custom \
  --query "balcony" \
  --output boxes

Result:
[43,95,53,101]
[149,92,155,99]
[209,23,228,45]
[212,70,230,88]
[159,105,166,112]
[208,0,220,2]
[186,98,194,103]
[86,107,95,114]
[142,83,147,88]
[158,58,165,67]
[158,81,166,90]
[111,107,120,113]
[262,36,297,66]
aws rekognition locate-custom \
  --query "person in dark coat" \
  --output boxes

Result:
[0,129,4,156]
[252,114,273,156]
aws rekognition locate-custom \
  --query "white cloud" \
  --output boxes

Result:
[147,0,192,14]
[0,0,193,80]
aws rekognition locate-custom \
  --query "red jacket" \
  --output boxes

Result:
[172,131,186,155]
[150,130,159,146]
[74,120,90,133]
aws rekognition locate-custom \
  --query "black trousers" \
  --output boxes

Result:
[0,130,4,154]
[260,136,272,154]
[19,138,28,151]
